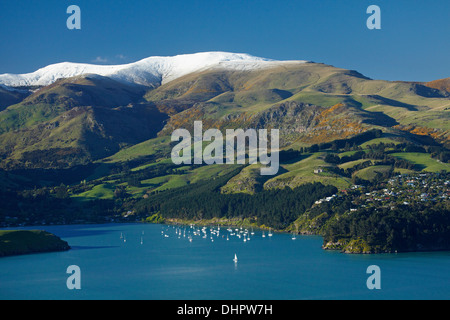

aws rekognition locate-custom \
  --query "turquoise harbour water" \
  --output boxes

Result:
[0,223,449,300]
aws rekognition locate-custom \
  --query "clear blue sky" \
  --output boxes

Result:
[0,0,448,81]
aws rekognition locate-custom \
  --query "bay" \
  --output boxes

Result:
[0,223,449,300]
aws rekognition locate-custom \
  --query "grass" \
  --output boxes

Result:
[361,96,450,131]
[73,162,242,201]
[338,159,372,170]
[264,153,352,190]
[130,158,174,172]
[0,107,86,160]
[391,152,450,172]
[188,164,240,183]
[72,134,449,202]
[221,164,267,194]
[288,92,348,108]
[143,175,189,192]
[72,183,116,200]
[337,150,368,157]
[354,165,393,181]
[137,164,240,193]
[103,135,172,163]
[360,137,402,148]
[0,103,66,134]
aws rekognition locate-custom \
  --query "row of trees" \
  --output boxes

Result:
[134,168,337,229]
[0,180,120,226]
[325,147,415,167]
[323,203,450,252]
[366,141,450,163]
[301,172,450,253]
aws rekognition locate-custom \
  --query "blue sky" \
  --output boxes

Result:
[0,0,448,81]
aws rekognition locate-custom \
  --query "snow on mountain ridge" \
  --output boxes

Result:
[0,52,307,87]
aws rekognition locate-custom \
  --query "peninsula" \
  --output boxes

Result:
[0,230,70,257]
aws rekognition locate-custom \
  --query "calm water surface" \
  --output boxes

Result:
[1,223,449,300]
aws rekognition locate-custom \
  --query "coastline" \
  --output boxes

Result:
[0,230,70,257]
[2,219,449,256]
[152,218,450,255]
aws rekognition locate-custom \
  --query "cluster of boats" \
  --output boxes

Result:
[160,224,275,243]
[120,224,298,247]
[119,224,298,265]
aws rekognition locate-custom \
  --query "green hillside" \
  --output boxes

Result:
[0,61,448,171]
[0,60,448,248]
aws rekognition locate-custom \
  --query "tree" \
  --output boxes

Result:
[55,183,69,199]
[114,186,129,199]
[127,175,141,187]
[309,144,319,153]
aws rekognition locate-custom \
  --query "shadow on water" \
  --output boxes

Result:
[52,228,122,239]
[69,245,120,250]
[6,223,128,240]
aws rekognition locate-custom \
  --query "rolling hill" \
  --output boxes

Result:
[1,52,448,254]
[0,51,448,190]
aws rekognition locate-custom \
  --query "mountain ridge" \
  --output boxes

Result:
[0,52,308,88]
[0,52,448,170]
[0,53,448,256]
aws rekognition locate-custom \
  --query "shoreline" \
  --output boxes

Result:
[2,220,449,256]
[0,230,70,258]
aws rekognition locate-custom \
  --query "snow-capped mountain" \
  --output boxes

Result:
[0,52,307,87]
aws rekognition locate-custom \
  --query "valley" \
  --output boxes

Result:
[0,52,449,254]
